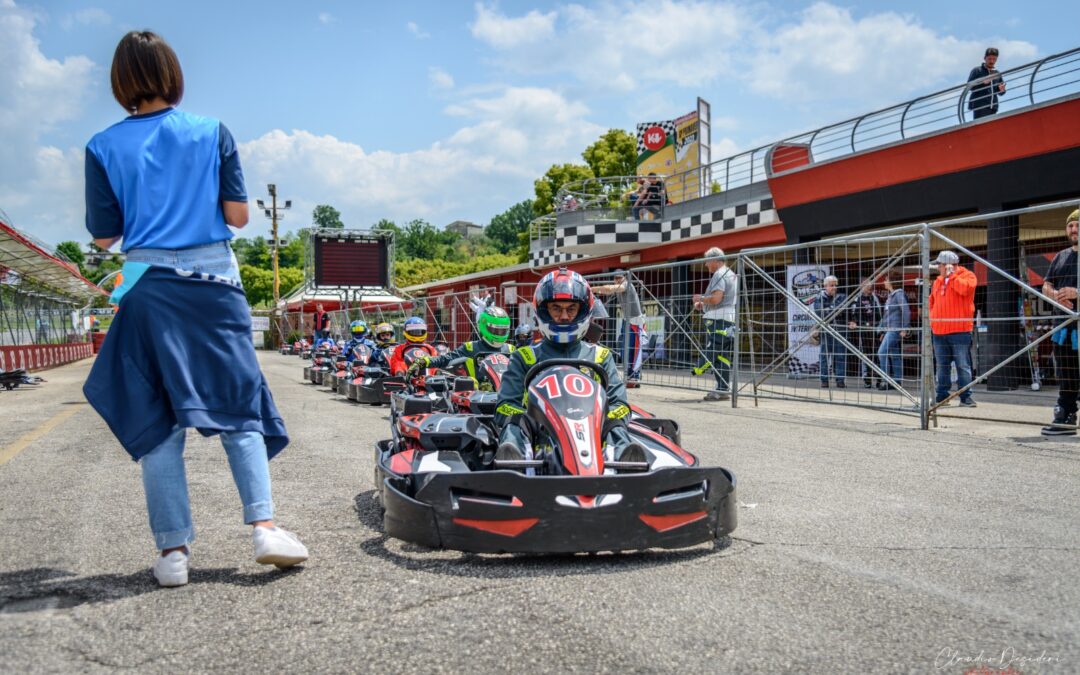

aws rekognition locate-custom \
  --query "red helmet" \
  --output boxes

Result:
[533,268,594,344]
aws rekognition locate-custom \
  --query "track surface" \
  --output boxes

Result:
[1,353,1077,673]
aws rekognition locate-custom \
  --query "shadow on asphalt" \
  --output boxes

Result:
[0,564,301,613]
[352,490,732,578]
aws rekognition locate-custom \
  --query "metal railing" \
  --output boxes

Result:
[770,46,1080,174]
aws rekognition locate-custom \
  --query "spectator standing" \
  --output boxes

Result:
[313,302,330,341]
[928,250,977,407]
[850,278,883,388]
[81,30,307,587]
[633,173,665,220]
[968,47,1005,119]
[693,248,737,401]
[1040,209,1080,435]
[813,276,850,388]
[594,270,647,387]
[877,270,910,389]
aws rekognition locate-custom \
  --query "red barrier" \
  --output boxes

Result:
[0,343,93,373]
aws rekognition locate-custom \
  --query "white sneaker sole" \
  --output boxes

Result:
[255,552,308,569]
[153,570,188,587]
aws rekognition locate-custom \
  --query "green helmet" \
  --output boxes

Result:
[477,306,511,347]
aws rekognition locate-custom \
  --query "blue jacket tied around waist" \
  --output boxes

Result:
[83,266,288,461]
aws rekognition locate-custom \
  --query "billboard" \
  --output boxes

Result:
[313,234,390,288]
[636,99,710,204]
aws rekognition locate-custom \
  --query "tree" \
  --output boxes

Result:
[397,219,441,260]
[55,241,85,268]
[534,163,594,215]
[583,128,637,179]
[312,204,344,229]
[486,200,535,254]
[278,230,309,269]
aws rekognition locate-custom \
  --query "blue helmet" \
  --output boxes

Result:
[533,268,594,344]
[350,319,368,336]
[403,316,428,344]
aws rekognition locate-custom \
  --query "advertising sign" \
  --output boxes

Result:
[635,102,709,204]
[787,265,829,376]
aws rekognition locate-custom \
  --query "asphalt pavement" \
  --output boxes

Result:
[0,352,1077,674]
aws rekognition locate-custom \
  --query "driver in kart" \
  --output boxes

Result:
[494,268,645,463]
[344,320,377,362]
[388,317,438,376]
[371,322,397,367]
[407,306,513,388]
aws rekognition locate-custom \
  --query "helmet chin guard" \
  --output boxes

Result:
[533,268,594,344]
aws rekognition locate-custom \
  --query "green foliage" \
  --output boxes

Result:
[312,204,344,229]
[583,129,637,179]
[55,241,85,267]
[279,267,304,296]
[398,219,441,259]
[710,181,723,194]
[238,265,305,308]
[534,163,594,215]
[486,200,534,254]
[278,230,308,269]
[395,254,519,288]
[85,254,123,285]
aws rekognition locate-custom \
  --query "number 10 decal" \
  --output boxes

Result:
[534,372,596,399]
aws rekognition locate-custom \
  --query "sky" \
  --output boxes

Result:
[2,0,1076,247]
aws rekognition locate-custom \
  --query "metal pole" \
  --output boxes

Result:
[270,184,280,308]
[920,224,933,430]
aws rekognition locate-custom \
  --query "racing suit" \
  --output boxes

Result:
[494,339,634,457]
[388,343,438,376]
[343,336,378,362]
[424,341,513,388]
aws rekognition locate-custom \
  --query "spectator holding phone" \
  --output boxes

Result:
[968,47,1005,119]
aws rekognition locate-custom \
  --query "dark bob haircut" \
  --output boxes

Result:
[110,31,184,113]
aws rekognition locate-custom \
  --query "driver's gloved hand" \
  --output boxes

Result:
[406,356,430,376]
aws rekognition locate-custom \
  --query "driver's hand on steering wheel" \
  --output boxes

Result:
[406,356,430,376]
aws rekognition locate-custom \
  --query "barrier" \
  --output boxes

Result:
[0,343,93,373]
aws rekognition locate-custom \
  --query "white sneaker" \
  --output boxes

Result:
[253,527,309,568]
[152,549,190,587]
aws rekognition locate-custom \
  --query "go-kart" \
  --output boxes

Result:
[374,358,736,553]
[350,344,430,405]
[324,352,350,392]
[447,352,510,415]
[303,347,336,384]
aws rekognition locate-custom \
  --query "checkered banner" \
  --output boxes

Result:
[636,120,677,156]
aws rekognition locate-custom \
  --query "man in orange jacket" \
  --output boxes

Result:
[928,250,977,406]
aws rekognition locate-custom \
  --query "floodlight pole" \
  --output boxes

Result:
[256,184,291,345]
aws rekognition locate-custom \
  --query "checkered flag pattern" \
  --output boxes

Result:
[787,356,820,376]
[636,120,677,156]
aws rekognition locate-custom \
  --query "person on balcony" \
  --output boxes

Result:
[632,173,665,221]
[968,47,1005,119]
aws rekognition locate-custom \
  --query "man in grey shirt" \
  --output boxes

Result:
[594,269,647,387]
[693,247,737,400]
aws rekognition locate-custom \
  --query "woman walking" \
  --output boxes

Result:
[83,31,307,587]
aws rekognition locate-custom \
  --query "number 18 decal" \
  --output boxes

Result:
[534,372,596,399]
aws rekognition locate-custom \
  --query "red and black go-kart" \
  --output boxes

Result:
[447,352,510,415]
[325,350,353,392]
[303,346,337,384]
[374,358,736,554]
[352,344,433,406]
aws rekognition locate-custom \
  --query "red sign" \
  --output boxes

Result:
[643,125,667,151]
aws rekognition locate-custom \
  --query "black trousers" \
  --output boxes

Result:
[1054,342,1079,415]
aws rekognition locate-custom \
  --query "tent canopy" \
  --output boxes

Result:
[0,220,103,303]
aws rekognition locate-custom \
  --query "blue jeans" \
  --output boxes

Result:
[819,331,847,383]
[933,332,973,402]
[141,427,275,550]
[877,330,903,382]
[125,240,241,282]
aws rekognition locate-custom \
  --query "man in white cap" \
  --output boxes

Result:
[928,250,977,406]
[1040,209,1080,435]
[693,247,738,400]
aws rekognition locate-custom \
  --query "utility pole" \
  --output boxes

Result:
[256,185,291,344]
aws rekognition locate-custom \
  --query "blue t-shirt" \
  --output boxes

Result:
[85,108,246,252]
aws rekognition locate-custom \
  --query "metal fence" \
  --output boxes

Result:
[585,200,1079,430]
[0,277,90,347]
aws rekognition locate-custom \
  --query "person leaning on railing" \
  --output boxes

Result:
[968,47,1005,119]
[692,248,737,401]
[1040,209,1080,436]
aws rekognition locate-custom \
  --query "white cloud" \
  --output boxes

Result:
[318,12,335,25]
[407,21,430,39]
[60,7,110,30]
[749,3,1038,103]
[470,3,556,49]
[0,2,96,243]
[238,87,601,232]
[428,67,454,89]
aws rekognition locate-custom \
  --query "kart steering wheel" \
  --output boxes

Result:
[523,358,608,390]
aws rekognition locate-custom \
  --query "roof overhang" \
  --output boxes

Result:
[0,221,104,303]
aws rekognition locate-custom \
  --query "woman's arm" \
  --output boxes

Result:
[222,200,249,228]
[94,236,121,251]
